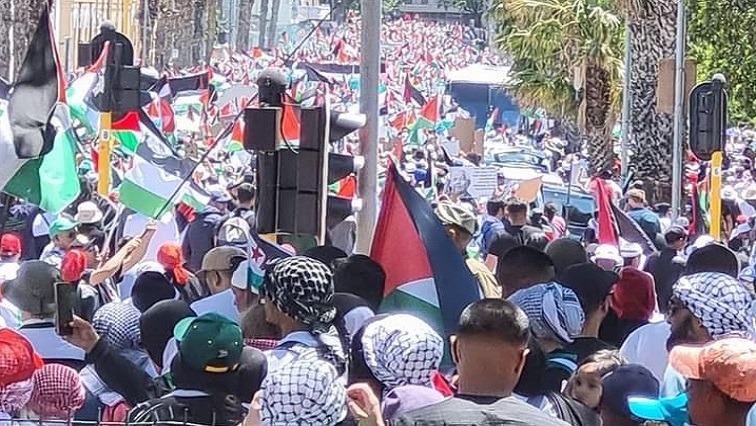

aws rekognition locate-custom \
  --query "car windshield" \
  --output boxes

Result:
[542,186,595,225]
[492,151,543,165]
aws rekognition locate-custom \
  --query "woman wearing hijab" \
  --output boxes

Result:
[64,301,197,408]
[261,256,348,376]
[79,302,159,421]
[21,364,86,424]
[157,242,208,303]
[0,329,43,420]
[349,314,444,397]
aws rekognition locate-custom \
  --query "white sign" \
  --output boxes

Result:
[445,166,498,199]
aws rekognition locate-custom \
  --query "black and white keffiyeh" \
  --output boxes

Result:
[361,314,443,391]
[263,256,347,373]
[92,301,142,350]
[508,282,585,345]
[673,272,756,338]
[260,355,347,426]
[263,256,336,332]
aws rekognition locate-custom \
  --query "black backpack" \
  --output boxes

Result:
[547,392,601,426]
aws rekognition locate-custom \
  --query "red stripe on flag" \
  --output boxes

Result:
[595,178,618,245]
[371,163,434,296]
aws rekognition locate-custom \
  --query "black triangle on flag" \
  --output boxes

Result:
[8,5,60,159]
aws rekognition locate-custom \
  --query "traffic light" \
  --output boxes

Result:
[251,102,366,241]
[689,74,727,161]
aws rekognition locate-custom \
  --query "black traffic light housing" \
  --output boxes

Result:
[250,101,366,241]
[689,74,727,161]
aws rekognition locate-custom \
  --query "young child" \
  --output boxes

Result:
[564,350,626,409]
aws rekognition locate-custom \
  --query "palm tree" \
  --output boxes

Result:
[236,0,254,51]
[258,0,269,47]
[621,0,677,202]
[491,0,624,173]
[0,0,11,79]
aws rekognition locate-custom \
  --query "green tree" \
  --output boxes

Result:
[688,1,756,123]
[491,0,624,173]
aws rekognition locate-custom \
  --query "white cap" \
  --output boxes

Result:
[620,242,643,259]
[591,244,623,264]
[231,260,259,294]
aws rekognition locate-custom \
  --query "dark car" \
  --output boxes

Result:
[542,183,595,239]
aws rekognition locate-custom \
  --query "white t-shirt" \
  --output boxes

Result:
[620,320,671,382]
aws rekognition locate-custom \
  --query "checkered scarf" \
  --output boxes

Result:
[263,256,337,332]
[260,356,346,425]
[92,301,142,350]
[361,314,443,391]
[27,364,86,419]
[508,282,585,345]
[0,378,33,415]
[673,272,756,338]
[263,257,347,373]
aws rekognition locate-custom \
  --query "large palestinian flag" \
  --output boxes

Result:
[371,162,480,346]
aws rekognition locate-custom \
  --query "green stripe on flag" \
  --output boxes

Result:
[118,156,184,219]
[115,130,140,154]
[380,289,450,363]
[119,179,172,218]
[3,105,80,214]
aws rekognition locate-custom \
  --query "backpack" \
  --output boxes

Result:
[216,216,252,249]
[547,392,601,426]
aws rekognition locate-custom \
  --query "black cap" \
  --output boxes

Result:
[559,262,618,313]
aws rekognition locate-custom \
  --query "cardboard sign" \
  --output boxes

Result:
[450,118,475,152]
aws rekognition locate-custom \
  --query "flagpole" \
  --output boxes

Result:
[356,0,381,253]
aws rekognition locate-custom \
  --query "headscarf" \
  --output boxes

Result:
[0,379,33,415]
[0,329,42,415]
[360,314,443,391]
[61,249,87,283]
[139,299,196,368]
[157,242,190,286]
[508,282,585,345]
[27,364,86,419]
[131,271,177,313]
[612,267,656,322]
[93,301,156,374]
[263,256,346,373]
[673,272,755,338]
[260,356,346,425]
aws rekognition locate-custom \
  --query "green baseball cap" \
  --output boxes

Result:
[173,312,243,374]
[48,217,79,238]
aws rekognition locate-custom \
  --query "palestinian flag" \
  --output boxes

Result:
[371,162,480,351]
[224,119,244,152]
[0,6,80,214]
[67,44,109,137]
[114,111,196,219]
[403,75,426,106]
[414,96,439,130]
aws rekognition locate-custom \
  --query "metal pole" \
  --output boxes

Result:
[671,0,686,219]
[142,0,149,64]
[620,24,632,183]
[356,0,381,254]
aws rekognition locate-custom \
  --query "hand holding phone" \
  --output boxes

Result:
[54,282,77,336]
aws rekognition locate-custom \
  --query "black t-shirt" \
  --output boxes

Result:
[390,395,568,426]
[562,337,615,364]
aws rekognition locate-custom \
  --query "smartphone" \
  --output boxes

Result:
[54,282,77,336]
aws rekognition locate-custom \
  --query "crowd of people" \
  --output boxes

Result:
[0,169,755,426]
[3,6,756,426]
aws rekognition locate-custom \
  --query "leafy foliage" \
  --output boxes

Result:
[490,0,624,172]
[491,0,624,120]
[688,1,756,123]
[342,0,403,15]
